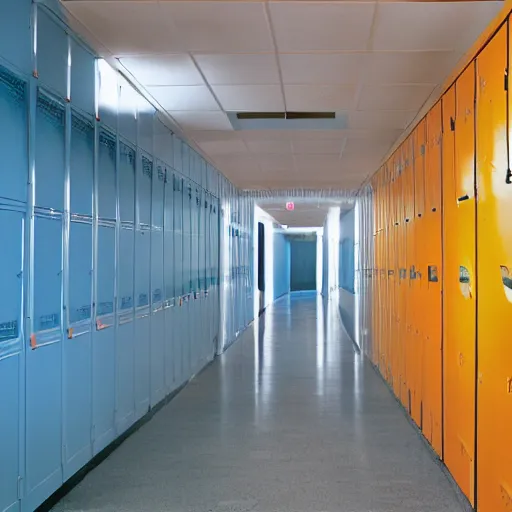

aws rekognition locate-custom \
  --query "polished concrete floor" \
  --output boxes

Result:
[53,294,465,512]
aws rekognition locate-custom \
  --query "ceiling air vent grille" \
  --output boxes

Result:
[236,112,335,120]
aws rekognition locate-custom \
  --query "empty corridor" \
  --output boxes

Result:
[52,294,465,512]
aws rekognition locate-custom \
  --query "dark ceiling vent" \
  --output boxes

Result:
[236,112,335,120]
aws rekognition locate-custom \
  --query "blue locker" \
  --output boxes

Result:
[135,154,151,418]
[0,65,27,204]
[0,0,31,75]
[150,162,165,406]
[137,100,154,155]
[70,40,95,115]
[93,224,116,454]
[173,175,184,386]
[118,78,137,143]
[117,141,135,434]
[26,214,63,510]
[63,110,94,479]
[35,91,65,211]
[97,59,118,131]
[98,129,117,221]
[64,220,93,479]
[173,136,183,174]
[36,8,68,99]
[0,354,21,512]
[163,171,175,392]
[191,185,200,373]
[182,179,192,379]
[0,208,24,512]
[154,118,173,166]
[70,112,94,216]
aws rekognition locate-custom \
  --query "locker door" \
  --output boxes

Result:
[135,154,152,418]
[212,198,220,352]
[150,163,165,405]
[422,102,443,457]
[25,90,65,510]
[443,66,476,505]
[403,136,415,409]
[93,129,117,454]
[116,141,135,434]
[63,111,94,479]
[476,24,510,512]
[411,120,426,427]
[0,64,26,512]
[163,169,175,392]
[173,175,184,386]
[0,210,24,512]
[190,185,200,373]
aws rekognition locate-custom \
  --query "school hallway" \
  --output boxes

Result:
[52,294,464,512]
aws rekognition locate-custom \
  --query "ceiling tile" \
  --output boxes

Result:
[358,84,436,111]
[285,85,356,111]
[120,55,203,86]
[169,111,233,131]
[373,2,502,52]
[291,139,344,155]
[280,53,364,85]
[270,2,375,52]
[295,154,341,173]
[289,130,347,141]
[362,51,460,85]
[213,85,285,111]
[147,85,219,110]
[195,54,280,85]
[189,130,243,143]
[257,154,295,171]
[160,2,273,52]
[245,140,292,154]
[349,110,416,130]
[63,2,186,55]
[197,139,248,156]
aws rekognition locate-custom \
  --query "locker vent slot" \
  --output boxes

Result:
[97,301,114,316]
[99,130,116,159]
[72,112,94,137]
[142,156,153,179]
[0,65,26,104]
[37,90,65,128]
[0,319,18,343]
[120,142,135,165]
[75,304,91,321]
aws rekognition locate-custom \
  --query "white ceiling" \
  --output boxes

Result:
[259,200,349,228]
[63,0,503,192]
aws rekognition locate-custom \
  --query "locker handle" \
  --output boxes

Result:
[457,194,470,203]
[506,168,512,184]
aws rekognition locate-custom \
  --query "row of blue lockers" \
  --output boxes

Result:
[0,3,254,511]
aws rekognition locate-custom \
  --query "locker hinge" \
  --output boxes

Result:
[17,476,23,499]
[505,70,509,91]
[450,117,455,131]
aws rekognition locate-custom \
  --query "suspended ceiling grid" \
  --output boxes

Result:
[62,0,502,191]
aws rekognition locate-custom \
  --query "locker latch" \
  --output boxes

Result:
[505,168,512,184]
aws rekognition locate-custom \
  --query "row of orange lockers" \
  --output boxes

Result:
[369,16,512,512]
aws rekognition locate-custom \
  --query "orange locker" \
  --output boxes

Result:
[443,66,476,505]
[476,22,511,512]
[422,101,443,456]
[402,135,415,410]
[411,120,426,427]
